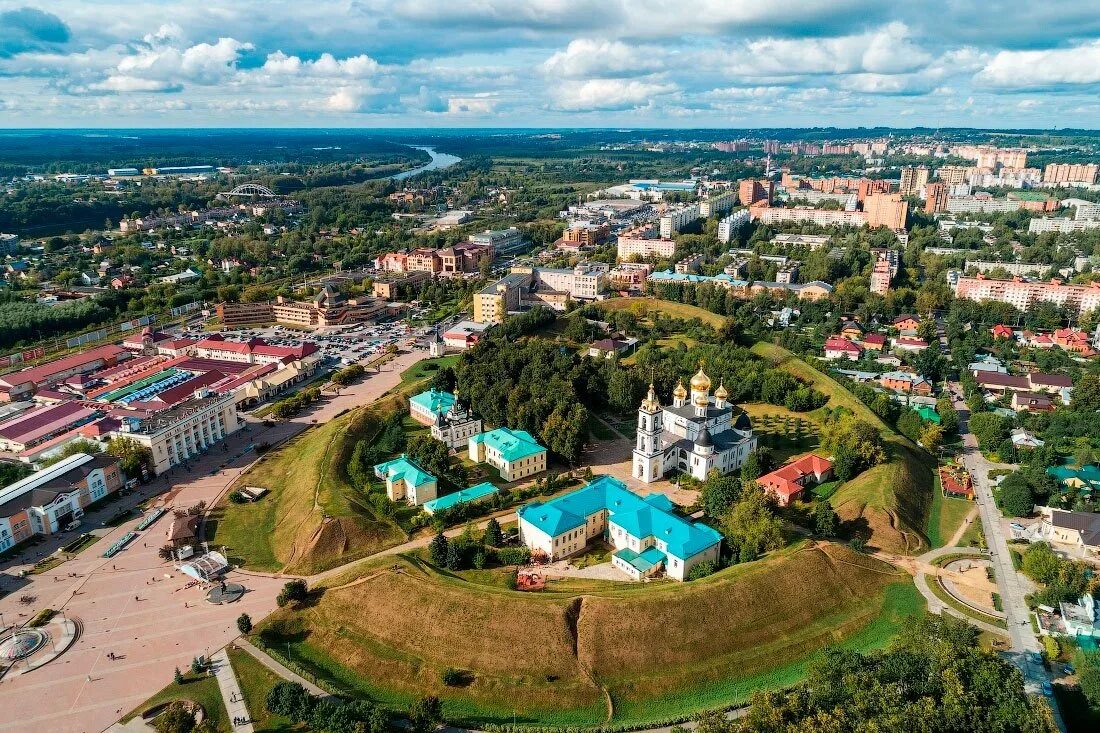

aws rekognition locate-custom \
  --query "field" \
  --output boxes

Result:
[208,357,455,575]
[255,543,922,729]
[595,298,728,329]
[751,341,934,555]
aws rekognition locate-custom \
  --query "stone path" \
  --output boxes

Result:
[211,649,254,733]
[235,638,329,697]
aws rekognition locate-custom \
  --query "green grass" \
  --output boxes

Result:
[257,544,921,729]
[399,355,460,384]
[121,670,229,731]
[751,341,933,555]
[926,475,975,549]
[227,645,303,733]
[595,297,728,329]
[923,573,1007,629]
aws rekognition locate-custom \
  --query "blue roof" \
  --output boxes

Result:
[410,389,456,417]
[517,475,722,560]
[373,455,435,488]
[614,546,667,573]
[470,427,545,462]
[423,482,498,513]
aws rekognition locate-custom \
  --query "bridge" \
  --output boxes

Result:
[218,183,277,199]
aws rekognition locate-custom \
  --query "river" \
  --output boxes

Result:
[391,145,462,181]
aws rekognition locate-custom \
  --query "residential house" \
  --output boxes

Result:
[373,455,438,506]
[758,453,834,506]
[823,337,862,361]
[861,333,886,351]
[468,427,547,482]
[879,371,933,395]
[893,315,921,332]
[892,336,930,352]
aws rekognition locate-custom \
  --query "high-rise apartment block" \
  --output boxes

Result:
[899,166,929,197]
[1043,163,1099,185]
[739,179,774,207]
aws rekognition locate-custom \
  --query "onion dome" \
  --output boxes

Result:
[690,365,711,392]
[715,381,729,400]
[693,393,709,408]
[641,383,660,412]
[672,379,688,400]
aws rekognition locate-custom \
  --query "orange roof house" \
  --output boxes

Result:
[991,324,1014,340]
[758,454,834,507]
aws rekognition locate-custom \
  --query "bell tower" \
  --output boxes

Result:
[632,383,663,483]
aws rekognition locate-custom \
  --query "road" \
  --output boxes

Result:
[952,391,1065,730]
[0,348,429,733]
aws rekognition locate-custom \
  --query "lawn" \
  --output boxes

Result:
[595,298,728,329]
[926,474,975,549]
[122,669,229,731]
[227,645,302,733]
[750,341,933,555]
[208,397,409,575]
[741,404,821,463]
[400,355,460,385]
[255,542,922,729]
[923,573,1007,629]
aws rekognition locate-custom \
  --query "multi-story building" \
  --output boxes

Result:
[373,455,437,506]
[0,233,19,255]
[771,233,831,250]
[1043,163,1099,185]
[113,392,241,474]
[472,272,530,324]
[955,274,1100,317]
[717,210,750,243]
[699,190,736,218]
[863,193,909,230]
[371,270,430,300]
[750,205,868,228]
[468,426,546,482]
[1028,217,1100,234]
[899,166,930,197]
[739,179,774,207]
[936,165,970,186]
[470,227,526,255]
[517,474,722,581]
[870,259,892,295]
[518,263,608,301]
[0,453,123,549]
[659,203,702,238]
[405,248,442,274]
[616,223,677,260]
[924,181,948,214]
[559,225,610,249]
[438,242,493,274]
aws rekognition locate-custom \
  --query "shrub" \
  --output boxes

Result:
[493,546,531,566]
[408,696,443,733]
[236,613,252,634]
[277,579,308,607]
[686,560,719,580]
[442,667,464,686]
[228,491,247,504]
[266,680,315,720]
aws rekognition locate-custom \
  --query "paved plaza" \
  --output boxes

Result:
[0,349,426,733]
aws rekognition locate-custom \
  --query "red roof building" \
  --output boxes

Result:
[939,464,973,500]
[861,333,886,350]
[991,324,1014,340]
[758,454,834,507]
[824,336,862,360]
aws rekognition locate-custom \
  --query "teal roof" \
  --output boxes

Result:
[410,389,456,417]
[423,482,498,513]
[517,475,722,560]
[374,455,435,488]
[1048,464,1100,490]
[614,546,667,573]
[471,427,545,462]
[913,405,941,424]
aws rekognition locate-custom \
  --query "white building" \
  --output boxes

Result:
[659,203,702,238]
[113,393,241,474]
[469,227,525,255]
[408,389,483,450]
[616,224,676,260]
[632,368,756,483]
[1029,217,1100,234]
[699,190,736,218]
[717,210,751,243]
[516,475,722,581]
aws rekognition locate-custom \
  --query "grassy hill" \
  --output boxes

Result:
[207,357,460,575]
[595,297,729,329]
[254,543,921,728]
[750,341,933,555]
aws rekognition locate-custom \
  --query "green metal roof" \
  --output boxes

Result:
[614,546,667,573]
[471,427,545,462]
[422,482,498,513]
[1047,464,1100,490]
[374,454,435,488]
[410,389,456,417]
[913,405,941,424]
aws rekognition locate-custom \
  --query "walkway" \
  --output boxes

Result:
[235,638,329,697]
[212,649,254,733]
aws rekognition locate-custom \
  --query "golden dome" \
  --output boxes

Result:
[693,394,709,408]
[672,380,688,399]
[715,382,728,400]
[690,365,711,392]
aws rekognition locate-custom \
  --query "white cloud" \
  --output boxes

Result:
[446,94,498,114]
[738,23,931,77]
[541,39,664,79]
[976,41,1100,89]
[113,37,252,86]
[550,78,676,111]
[90,75,182,93]
[263,51,381,78]
[323,85,384,113]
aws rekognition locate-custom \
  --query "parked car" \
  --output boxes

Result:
[1041,681,1052,697]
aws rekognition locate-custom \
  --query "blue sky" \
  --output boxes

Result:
[1,1,1099,128]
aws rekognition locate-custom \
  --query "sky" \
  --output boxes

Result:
[1,1,1099,129]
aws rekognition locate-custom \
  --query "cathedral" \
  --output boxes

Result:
[632,366,757,483]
